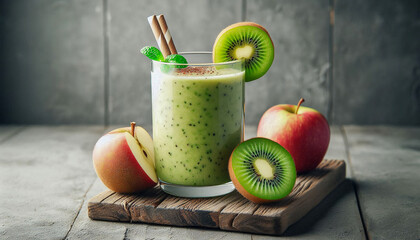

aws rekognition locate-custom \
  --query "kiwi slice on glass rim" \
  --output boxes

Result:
[213,22,274,82]
[228,138,296,203]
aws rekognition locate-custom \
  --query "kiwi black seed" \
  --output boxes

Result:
[213,22,274,82]
[229,138,296,203]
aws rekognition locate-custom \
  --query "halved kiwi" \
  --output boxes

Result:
[228,138,296,203]
[213,22,274,82]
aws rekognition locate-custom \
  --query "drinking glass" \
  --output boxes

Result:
[151,52,245,197]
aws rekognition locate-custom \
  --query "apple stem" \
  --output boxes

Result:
[295,98,305,114]
[130,122,136,137]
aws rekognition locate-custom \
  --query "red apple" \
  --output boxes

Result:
[257,99,330,173]
[92,122,157,193]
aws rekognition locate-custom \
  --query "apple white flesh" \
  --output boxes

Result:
[134,127,155,168]
[125,132,157,182]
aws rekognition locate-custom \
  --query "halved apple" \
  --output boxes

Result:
[108,125,155,168]
[92,122,157,193]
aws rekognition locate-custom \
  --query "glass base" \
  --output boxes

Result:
[159,180,235,198]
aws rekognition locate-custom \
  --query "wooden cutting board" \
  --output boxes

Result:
[88,159,346,236]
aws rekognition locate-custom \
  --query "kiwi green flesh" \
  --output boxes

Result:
[214,25,274,82]
[231,138,296,200]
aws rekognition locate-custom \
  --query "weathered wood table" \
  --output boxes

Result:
[0,125,419,239]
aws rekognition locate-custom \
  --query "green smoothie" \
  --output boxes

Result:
[152,66,245,186]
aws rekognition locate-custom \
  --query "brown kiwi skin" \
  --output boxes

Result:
[228,138,281,204]
[212,22,274,64]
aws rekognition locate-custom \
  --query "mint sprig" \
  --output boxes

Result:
[140,46,164,61]
[141,46,188,72]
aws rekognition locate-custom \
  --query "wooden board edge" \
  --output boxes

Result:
[88,201,131,222]
[279,160,346,234]
[88,190,168,223]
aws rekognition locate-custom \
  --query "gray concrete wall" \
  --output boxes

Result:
[0,0,419,126]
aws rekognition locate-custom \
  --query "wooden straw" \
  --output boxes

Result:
[157,15,177,55]
[147,15,171,57]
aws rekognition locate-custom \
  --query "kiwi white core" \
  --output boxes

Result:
[125,132,158,183]
[234,45,254,59]
[253,158,274,180]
